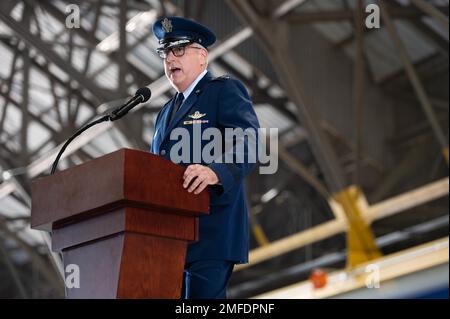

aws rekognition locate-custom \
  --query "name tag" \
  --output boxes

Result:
[183,120,209,125]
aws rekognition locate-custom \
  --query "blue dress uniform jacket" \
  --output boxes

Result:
[151,72,260,264]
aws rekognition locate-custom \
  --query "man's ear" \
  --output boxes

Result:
[200,49,208,66]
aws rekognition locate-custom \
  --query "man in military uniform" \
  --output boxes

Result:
[151,16,260,299]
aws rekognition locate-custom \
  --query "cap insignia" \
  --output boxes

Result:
[162,18,173,33]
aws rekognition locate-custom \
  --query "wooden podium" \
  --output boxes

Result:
[31,148,209,299]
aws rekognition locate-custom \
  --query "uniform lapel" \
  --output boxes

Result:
[162,97,176,135]
[154,97,175,152]
[162,72,212,142]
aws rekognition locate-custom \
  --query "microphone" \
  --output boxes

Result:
[110,87,152,121]
[50,87,152,175]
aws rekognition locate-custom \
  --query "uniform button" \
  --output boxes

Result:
[160,150,166,156]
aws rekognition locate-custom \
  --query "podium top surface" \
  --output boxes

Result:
[31,149,209,231]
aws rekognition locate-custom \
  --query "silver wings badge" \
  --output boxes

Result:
[188,111,206,120]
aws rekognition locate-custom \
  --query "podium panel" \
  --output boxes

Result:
[31,149,209,299]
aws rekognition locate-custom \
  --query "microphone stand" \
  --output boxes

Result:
[50,87,150,175]
[50,114,112,175]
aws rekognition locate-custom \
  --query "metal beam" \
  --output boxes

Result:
[371,137,435,202]
[365,177,450,223]
[215,49,381,226]
[284,6,447,23]
[320,121,385,175]
[0,41,20,136]
[213,55,344,222]
[252,237,449,299]
[0,9,112,103]
[227,0,347,192]
[235,177,449,271]
[19,4,32,164]
[0,27,254,201]
[0,237,28,298]
[277,146,330,200]
[118,0,128,95]
[378,0,448,161]
[68,0,103,126]
[0,0,17,14]
[335,186,382,267]
[272,0,308,19]
[391,1,449,55]
[0,90,60,136]
[230,215,449,298]
[37,1,161,94]
[226,0,386,268]
[0,37,100,116]
[0,217,64,293]
[410,0,449,30]
[35,1,172,148]
[352,0,365,185]
[215,56,296,121]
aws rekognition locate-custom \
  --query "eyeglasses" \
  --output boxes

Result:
[157,45,203,59]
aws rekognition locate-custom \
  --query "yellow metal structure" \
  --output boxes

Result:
[235,178,447,272]
[334,186,382,268]
[252,223,270,247]
[255,237,449,299]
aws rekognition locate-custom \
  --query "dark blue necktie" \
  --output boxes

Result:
[168,93,184,124]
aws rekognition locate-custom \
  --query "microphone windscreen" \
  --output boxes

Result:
[135,87,152,102]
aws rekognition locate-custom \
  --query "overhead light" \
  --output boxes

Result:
[2,170,12,181]
[1,166,28,181]
[261,188,279,203]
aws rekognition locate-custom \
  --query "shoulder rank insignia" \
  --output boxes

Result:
[211,75,231,82]
[189,111,206,120]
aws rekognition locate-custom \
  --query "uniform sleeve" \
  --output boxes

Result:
[208,79,260,194]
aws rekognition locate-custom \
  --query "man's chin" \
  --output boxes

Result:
[169,78,186,91]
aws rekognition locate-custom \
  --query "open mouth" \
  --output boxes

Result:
[170,67,182,76]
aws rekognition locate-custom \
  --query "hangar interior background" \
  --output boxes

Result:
[0,0,448,298]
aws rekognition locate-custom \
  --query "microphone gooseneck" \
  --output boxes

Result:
[50,87,152,175]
